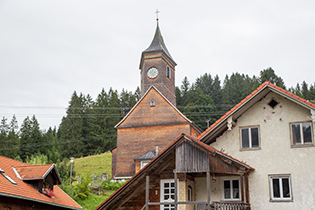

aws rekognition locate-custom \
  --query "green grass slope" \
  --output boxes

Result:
[74,152,112,178]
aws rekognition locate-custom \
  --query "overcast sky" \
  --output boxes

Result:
[0,0,314,130]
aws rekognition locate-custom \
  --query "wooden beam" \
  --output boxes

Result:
[240,174,244,202]
[153,155,174,175]
[245,174,250,204]
[207,171,210,210]
[146,174,149,210]
[174,171,178,210]
[113,181,146,209]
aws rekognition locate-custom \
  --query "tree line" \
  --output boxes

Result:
[1,68,315,163]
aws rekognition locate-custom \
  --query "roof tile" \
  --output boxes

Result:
[0,156,81,209]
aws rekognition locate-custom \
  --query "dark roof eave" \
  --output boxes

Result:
[0,192,82,210]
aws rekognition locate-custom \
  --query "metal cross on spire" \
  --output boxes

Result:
[155,9,160,21]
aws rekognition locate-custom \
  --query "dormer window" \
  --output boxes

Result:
[166,66,171,79]
[141,160,150,169]
[150,100,155,107]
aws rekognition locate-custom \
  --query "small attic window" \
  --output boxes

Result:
[150,100,155,107]
[1,173,17,185]
[12,167,22,180]
[268,99,279,109]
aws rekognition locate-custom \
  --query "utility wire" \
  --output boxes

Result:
[0,134,117,151]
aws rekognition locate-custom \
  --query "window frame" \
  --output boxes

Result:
[140,160,150,169]
[290,121,314,148]
[240,126,261,150]
[187,185,192,202]
[150,100,155,107]
[269,174,293,202]
[222,178,240,201]
[160,179,177,210]
[166,66,171,79]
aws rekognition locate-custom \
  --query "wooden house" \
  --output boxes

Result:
[0,156,82,210]
[97,134,254,210]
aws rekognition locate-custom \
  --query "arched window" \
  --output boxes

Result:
[188,185,192,201]
[166,66,171,79]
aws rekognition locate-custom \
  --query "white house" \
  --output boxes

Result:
[199,81,315,209]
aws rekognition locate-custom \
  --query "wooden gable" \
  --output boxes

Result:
[97,135,254,210]
[175,139,248,175]
[176,141,209,173]
[117,87,190,129]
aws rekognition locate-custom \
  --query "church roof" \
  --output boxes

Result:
[114,85,202,133]
[140,21,176,68]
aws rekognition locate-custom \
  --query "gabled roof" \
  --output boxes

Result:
[115,85,202,133]
[0,156,82,210]
[198,81,315,144]
[15,164,61,184]
[96,134,254,210]
[139,21,176,69]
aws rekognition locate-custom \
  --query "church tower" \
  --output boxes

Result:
[111,19,202,180]
[139,20,177,105]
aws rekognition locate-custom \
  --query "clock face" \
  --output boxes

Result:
[147,67,159,79]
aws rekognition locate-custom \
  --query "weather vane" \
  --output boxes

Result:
[155,9,160,21]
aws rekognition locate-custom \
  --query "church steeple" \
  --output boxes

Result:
[140,21,176,69]
[139,20,177,105]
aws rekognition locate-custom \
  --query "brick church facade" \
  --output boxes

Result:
[111,21,202,179]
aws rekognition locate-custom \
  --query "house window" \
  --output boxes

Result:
[160,179,175,210]
[223,179,240,200]
[140,160,150,169]
[269,175,292,201]
[241,127,259,149]
[150,100,155,107]
[188,185,192,201]
[166,66,171,79]
[291,122,313,146]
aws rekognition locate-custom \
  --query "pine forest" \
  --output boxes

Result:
[1,68,315,164]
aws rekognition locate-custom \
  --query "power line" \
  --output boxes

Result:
[0,134,117,151]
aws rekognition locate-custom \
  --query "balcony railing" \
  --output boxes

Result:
[142,201,250,210]
[212,201,250,210]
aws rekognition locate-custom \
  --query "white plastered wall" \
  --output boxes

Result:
[210,92,315,210]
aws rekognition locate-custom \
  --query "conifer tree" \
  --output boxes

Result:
[301,81,309,99]
[20,116,32,160]
[8,115,20,159]
[59,91,85,158]
[43,127,60,163]
[0,117,9,157]
[259,67,286,89]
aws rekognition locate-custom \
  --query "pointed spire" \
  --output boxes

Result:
[142,20,175,64]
